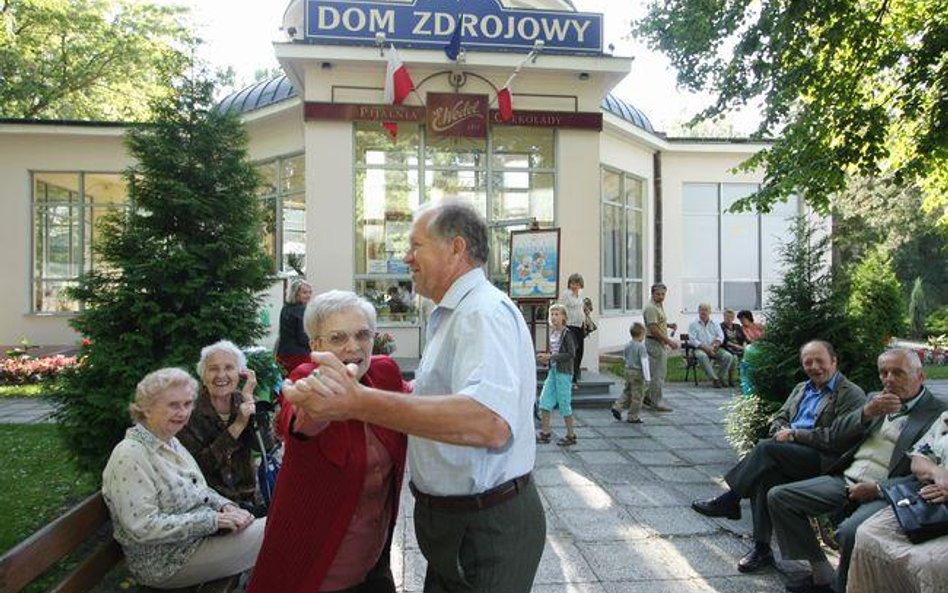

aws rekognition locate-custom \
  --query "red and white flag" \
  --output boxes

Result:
[383,44,415,139]
[496,50,537,124]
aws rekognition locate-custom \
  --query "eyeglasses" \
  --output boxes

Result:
[315,329,376,348]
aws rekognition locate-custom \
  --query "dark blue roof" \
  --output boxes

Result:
[218,75,656,134]
[217,76,299,115]
[600,93,655,133]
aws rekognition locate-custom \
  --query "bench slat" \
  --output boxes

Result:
[0,492,110,593]
[48,540,123,593]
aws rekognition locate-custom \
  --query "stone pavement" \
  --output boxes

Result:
[3,379,946,592]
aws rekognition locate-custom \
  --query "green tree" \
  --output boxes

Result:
[846,249,906,382]
[745,217,857,402]
[635,1,948,225]
[49,70,273,473]
[909,277,928,338]
[0,0,193,120]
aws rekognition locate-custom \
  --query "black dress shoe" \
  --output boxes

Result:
[737,545,773,573]
[691,497,741,520]
[785,575,834,593]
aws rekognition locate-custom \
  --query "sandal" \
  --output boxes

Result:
[556,434,577,447]
[536,431,552,444]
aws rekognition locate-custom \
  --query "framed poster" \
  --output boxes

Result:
[508,228,561,301]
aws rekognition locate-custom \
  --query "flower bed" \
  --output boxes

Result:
[0,354,78,385]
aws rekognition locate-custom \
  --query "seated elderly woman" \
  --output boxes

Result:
[178,340,275,517]
[847,410,948,593]
[102,368,265,589]
[247,290,409,593]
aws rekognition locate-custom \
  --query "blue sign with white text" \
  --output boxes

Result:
[304,0,603,55]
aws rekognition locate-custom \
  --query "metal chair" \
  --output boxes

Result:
[680,333,700,386]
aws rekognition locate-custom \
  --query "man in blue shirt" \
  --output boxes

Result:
[286,201,545,593]
[690,340,867,573]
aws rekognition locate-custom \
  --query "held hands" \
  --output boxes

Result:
[536,352,551,364]
[282,352,361,422]
[863,392,903,420]
[773,428,794,443]
[847,481,881,503]
[217,505,254,533]
[920,467,948,504]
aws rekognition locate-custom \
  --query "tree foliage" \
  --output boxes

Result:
[635,0,948,224]
[0,0,193,120]
[49,71,273,473]
[846,248,906,357]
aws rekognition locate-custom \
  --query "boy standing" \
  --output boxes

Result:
[612,322,651,423]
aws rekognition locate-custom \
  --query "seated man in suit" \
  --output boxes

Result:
[691,340,867,572]
[687,303,734,388]
[768,348,947,593]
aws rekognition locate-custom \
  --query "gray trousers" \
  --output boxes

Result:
[645,339,667,406]
[724,440,827,544]
[152,518,266,588]
[694,348,734,382]
[768,475,888,593]
[414,480,546,592]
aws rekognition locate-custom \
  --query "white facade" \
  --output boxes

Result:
[0,1,788,372]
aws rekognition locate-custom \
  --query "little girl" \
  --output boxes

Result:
[536,303,578,446]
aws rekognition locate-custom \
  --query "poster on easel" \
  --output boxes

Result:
[508,228,560,301]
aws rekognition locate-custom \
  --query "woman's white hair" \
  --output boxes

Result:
[286,279,312,304]
[303,290,377,340]
[195,339,247,378]
[129,368,197,424]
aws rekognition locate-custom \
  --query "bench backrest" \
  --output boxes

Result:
[0,491,123,593]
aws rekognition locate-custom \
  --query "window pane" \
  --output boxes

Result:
[682,282,718,311]
[256,162,278,197]
[491,126,554,169]
[490,172,554,224]
[761,215,793,280]
[282,202,305,272]
[84,174,126,206]
[356,170,420,274]
[625,281,643,310]
[35,173,80,201]
[34,280,79,313]
[626,175,644,209]
[426,135,486,168]
[424,170,486,214]
[682,215,719,278]
[682,183,718,213]
[626,208,643,280]
[601,169,621,203]
[281,155,305,193]
[354,279,417,324]
[356,122,420,166]
[721,215,759,278]
[721,183,758,211]
[602,203,623,278]
[603,281,622,311]
[723,281,760,310]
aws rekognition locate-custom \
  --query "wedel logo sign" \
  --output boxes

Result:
[429,99,482,133]
[426,93,488,139]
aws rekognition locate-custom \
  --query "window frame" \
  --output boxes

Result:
[600,166,646,315]
[254,152,306,276]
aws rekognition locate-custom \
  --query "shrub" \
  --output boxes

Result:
[928,305,948,337]
[908,277,928,338]
[244,347,284,401]
[723,394,781,457]
[0,355,78,385]
[48,70,273,473]
[845,249,905,387]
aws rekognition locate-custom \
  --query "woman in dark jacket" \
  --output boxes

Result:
[276,279,312,374]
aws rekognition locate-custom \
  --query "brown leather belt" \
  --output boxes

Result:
[410,473,531,512]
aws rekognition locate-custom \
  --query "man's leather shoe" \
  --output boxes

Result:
[785,575,834,593]
[737,545,773,573]
[691,497,741,520]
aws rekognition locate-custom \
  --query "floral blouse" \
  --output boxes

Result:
[910,410,948,469]
[102,424,232,585]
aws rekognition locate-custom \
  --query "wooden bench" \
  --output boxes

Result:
[0,492,240,593]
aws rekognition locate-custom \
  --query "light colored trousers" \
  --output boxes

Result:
[694,347,734,382]
[645,339,667,406]
[154,518,266,589]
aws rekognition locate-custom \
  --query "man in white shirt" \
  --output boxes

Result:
[688,303,735,388]
[285,200,545,593]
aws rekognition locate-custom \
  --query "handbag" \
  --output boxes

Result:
[882,479,948,544]
[582,312,597,337]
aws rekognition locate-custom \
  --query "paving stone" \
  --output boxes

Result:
[542,485,617,511]
[635,424,682,438]
[555,507,650,542]
[585,462,658,485]
[533,465,600,488]
[648,466,714,483]
[623,450,688,466]
[593,424,648,438]
[702,575,790,593]
[676,448,739,465]
[533,537,600,584]
[578,540,700,581]
[653,434,712,450]
[574,450,630,465]
[532,583,609,593]
[628,507,721,536]
[612,437,669,452]
[606,483,687,507]
[600,579,718,593]
[563,438,619,452]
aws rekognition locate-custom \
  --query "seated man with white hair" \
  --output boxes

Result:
[688,303,735,388]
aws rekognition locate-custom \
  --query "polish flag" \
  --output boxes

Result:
[497,85,514,123]
[383,45,415,139]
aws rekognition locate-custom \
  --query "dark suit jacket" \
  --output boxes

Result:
[769,374,867,455]
[826,387,948,478]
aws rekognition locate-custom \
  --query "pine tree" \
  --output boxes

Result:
[50,70,273,473]
[847,249,906,379]
[909,277,928,338]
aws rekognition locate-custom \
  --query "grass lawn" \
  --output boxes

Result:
[925,365,948,380]
[0,424,97,554]
[0,384,44,399]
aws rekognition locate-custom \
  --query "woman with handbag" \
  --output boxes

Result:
[847,410,948,593]
[560,272,587,386]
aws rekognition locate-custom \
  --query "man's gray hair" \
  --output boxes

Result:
[879,347,923,372]
[196,340,247,378]
[418,200,489,266]
[129,367,197,424]
[303,290,377,340]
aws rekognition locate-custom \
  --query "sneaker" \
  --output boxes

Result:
[610,408,622,420]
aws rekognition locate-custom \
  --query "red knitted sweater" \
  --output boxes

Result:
[246,356,409,593]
